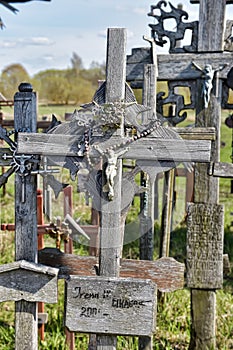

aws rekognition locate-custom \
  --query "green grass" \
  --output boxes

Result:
[1,104,77,122]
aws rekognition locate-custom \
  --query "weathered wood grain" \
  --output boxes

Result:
[126,50,232,82]
[14,83,38,350]
[65,276,156,336]
[17,133,211,163]
[139,65,156,350]
[139,63,157,261]
[142,64,157,121]
[172,127,215,140]
[97,27,127,350]
[211,162,233,178]
[198,0,226,51]
[123,138,211,163]
[120,255,184,293]
[189,290,217,349]
[190,3,226,348]
[38,248,185,292]
[17,133,80,156]
[160,169,175,258]
[0,260,58,303]
[186,203,224,289]
[14,84,37,262]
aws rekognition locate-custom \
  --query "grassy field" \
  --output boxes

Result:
[0,105,233,349]
[1,104,77,122]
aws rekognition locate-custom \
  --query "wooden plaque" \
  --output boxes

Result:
[0,260,59,303]
[65,276,156,336]
[186,203,224,289]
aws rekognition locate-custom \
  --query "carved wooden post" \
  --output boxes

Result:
[198,0,226,52]
[37,189,45,341]
[160,169,175,258]
[190,1,226,348]
[96,28,127,350]
[63,185,75,350]
[139,63,157,350]
[140,64,157,262]
[14,83,38,350]
[64,185,73,254]
[187,203,224,349]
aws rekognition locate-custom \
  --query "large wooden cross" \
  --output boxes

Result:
[0,27,212,350]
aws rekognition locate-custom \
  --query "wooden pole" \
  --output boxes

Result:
[37,189,45,341]
[190,1,226,348]
[198,0,226,52]
[186,170,194,204]
[139,63,157,350]
[0,113,6,197]
[64,185,73,254]
[96,27,127,350]
[140,64,157,261]
[63,185,75,350]
[89,208,99,256]
[14,83,38,350]
[160,169,175,258]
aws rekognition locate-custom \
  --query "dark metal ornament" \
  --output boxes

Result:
[148,1,198,53]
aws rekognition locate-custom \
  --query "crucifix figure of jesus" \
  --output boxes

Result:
[192,61,227,108]
[94,145,128,200]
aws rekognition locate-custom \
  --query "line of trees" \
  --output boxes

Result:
[0,52,105,105]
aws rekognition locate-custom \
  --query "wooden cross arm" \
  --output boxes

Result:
[38,248,185,293]
[127,51,233,81]
[172,127,215,140]
[209,162,233,178]
[122,138,211,162]
[17,132,211,163]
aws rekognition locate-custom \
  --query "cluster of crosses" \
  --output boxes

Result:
[0,1,233,349]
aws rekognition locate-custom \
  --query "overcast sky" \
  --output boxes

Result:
[0,0,232,76]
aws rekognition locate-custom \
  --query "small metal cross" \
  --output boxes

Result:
[0,126,66,202]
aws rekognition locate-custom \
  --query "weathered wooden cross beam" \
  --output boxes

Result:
[38,248,184,293]
[16,130,212,163]
[127,51,233,84]
[209,162,233,178]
